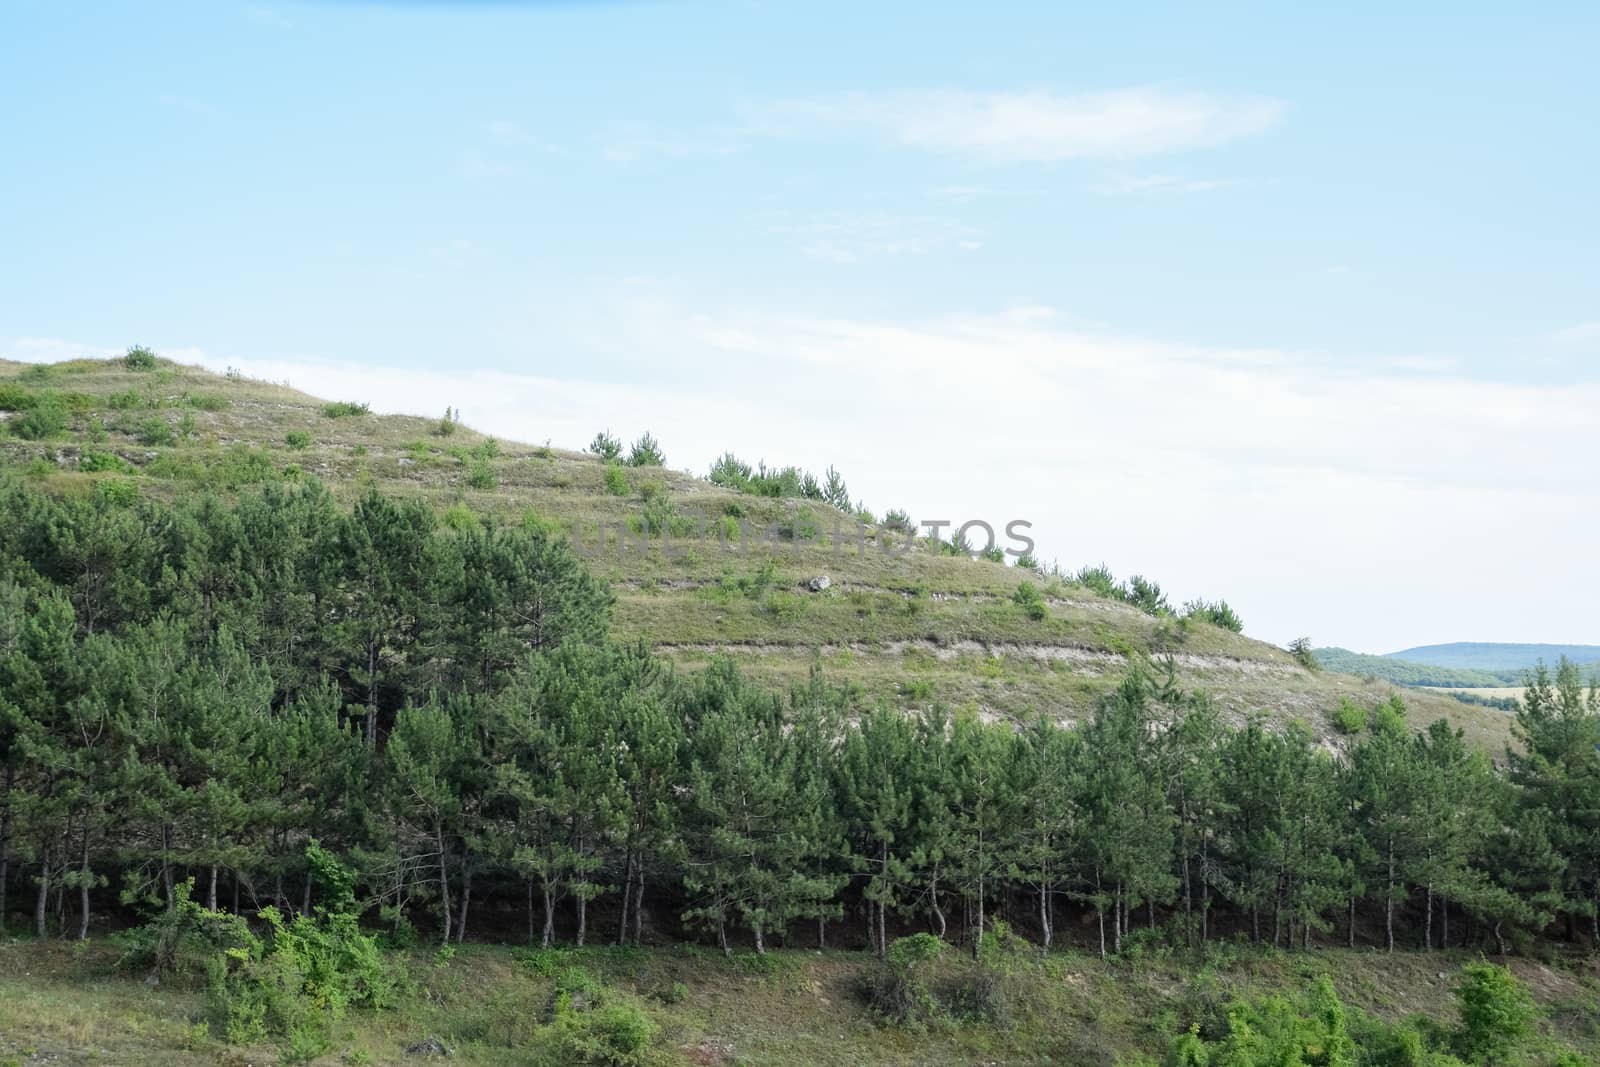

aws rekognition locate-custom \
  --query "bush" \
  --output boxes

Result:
[1183,598,1244,633]
[543,1003,657,1067]
[603,463,629,496]
[866,934,946,1026]
[466,461,498,490]
[285,430,312,450]
[1454,962,1536,1064]
[107,387,145,410]
[186,392,229,411]
[137,416,175,446]
[0,384,36,411]
[202,842,396,1055]
[1012,581,1048,621]
[79,450,136,474]
[435,407,459,437]
[321,401,370,419]
[626,432,665,467]
[123,345,158,370]
[588,430,623,461]
[1288,637,1320,670]
[1331,699,1368,735]
[11,401,69,440]
[883,509,914,534]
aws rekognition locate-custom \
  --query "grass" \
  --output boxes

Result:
[0,355,1519,753]
[0,937,1595,1067]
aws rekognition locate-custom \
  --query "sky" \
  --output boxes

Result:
[2,1,1597,653]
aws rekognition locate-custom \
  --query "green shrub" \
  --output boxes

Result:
[11,401,69,440]
[186,392,229,411]
[1454,962,1536,1064]
[79,450,135,474]
[1183,598,1244,633]
[466,461,498,490]
[321,401,370,418]
[603,463,629,496]
[1332,699,1368,735]
[588,430,623,461]
[1288,637,1320,670]
[626,432,665,467]
[137,416,175,446]
[442,503,480,531]
[285,430,312,450]
[883,509,914,534]
[0,384,36,411]
[474,436,501,460]
[1012,580,1048,621]
[201,842,396,1055]
[542,1003,657,1067]
[123,345,158,370]
[435,407,459,437]
[107,387,145,409]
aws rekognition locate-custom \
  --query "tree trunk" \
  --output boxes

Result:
[1181,853,1193,947]
[161,824,175,912]
[456,866,472,945]
[435,829,452,945]
[1442,894,1449,948]
[1113,883,1123,956]
[541,882,554,948]
[302,868,312,917]
[1424,881,1433,950]
[77,832,91,941]
[876,842,889,960]
[717,911,730,958]
[631,863,645,947]
[0,766,12,934]
[1039,883,1052,952]
[1385,840,1396,953]
[616,851,635,946]
[208,865,219,913]
[527,880,536,946]
[35,850,50,938]
[753,920,765,955]
[365,641,379,748]
[1348,896,1357,949]
[930,869,946,940]
[817,913,826,949]
[576,890,587,947]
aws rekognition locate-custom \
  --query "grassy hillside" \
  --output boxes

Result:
[0,354,1513,752]
[3,938,1598,1067]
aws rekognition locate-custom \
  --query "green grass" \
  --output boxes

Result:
[1,938,1595,1067]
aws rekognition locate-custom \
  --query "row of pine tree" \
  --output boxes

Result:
[1,478,1597,958]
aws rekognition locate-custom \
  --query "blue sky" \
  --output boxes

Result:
[3,1,1598,651]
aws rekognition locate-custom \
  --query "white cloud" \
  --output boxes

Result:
[597,123,747,163]
[764,212,983,262]
[753,87,1285,162]
[1553,322,1600,343]
[1090,173,1242,195]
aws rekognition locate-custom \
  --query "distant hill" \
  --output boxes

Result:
[1388,642,1600,671]
[1313,648,1513,688]
[1315,644,1600,689]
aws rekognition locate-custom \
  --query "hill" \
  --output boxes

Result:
[1388,641,1600,672]
[0,354,1512,751]
[1313,647,1514,688]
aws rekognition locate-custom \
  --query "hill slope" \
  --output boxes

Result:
[0,355,1514,751]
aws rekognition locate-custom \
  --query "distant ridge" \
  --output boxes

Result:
[1387,642,1600,671]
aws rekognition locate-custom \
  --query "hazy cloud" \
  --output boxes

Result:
[752,87,1285,162]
